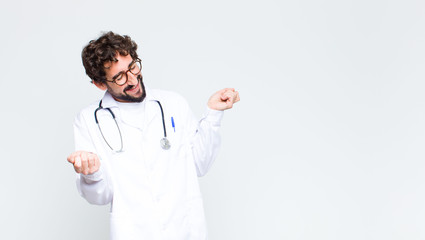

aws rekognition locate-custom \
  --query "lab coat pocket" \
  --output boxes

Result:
[165,114,184,150]
[110,212,152,240]
[185,197,208,239]
[162,197,206,240]
[110,212,135,240]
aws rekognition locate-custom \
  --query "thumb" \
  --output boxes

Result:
[67,155,75,164]
[220,92,229,101]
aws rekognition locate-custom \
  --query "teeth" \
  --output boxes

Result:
[125,85,137,92]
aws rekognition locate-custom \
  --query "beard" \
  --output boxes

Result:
[108,75,147,103]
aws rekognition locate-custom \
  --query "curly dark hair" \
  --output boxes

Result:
[82,31,139,83]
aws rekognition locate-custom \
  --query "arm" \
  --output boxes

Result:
[188,88,240,177]
[67,113,113,205]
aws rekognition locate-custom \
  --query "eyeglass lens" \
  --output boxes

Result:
[114,60,142,85]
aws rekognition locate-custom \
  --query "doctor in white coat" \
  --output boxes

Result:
[67,31,240,240]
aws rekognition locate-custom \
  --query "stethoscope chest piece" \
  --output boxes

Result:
[160,137,171,150]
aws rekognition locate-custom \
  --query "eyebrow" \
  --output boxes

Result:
[111,60,136,80]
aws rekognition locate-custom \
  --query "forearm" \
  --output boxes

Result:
[76,167,113,205]
[191,108,223,177]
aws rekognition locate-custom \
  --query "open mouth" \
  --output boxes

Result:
[125,84,138,93]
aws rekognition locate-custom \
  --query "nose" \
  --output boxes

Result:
[126,71,139,85]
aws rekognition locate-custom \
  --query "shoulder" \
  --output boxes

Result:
[75,100,101,124]
[148,89,188,105]
[148,89,193,119]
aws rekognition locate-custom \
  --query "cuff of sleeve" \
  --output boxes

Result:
[80,168,103,182]
[203,107,224,126]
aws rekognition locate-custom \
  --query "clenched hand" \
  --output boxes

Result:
[207,88,240,111]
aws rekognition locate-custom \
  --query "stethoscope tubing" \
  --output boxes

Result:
[95,100,124,152]
[94,99,169,152]
[155,100,167,138]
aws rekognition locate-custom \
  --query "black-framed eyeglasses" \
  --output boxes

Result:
[105,58,142,86]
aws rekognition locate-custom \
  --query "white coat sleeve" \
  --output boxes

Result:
[73,112,113,205]
[185,103,224,177]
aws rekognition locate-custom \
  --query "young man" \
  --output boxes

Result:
[67,31,239,240]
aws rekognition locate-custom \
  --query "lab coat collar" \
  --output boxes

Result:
[100,87,161,131]
[100,91,118,109]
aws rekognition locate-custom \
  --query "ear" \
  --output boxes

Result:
[93,80,108,91]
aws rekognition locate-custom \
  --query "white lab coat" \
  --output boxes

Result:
[73,88,223,240]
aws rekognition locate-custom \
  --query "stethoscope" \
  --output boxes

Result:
[94,100,171,152]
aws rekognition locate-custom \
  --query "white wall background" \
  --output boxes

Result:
[1,0,424,239]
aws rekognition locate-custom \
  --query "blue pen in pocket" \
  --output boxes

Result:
[171,117,175,132]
